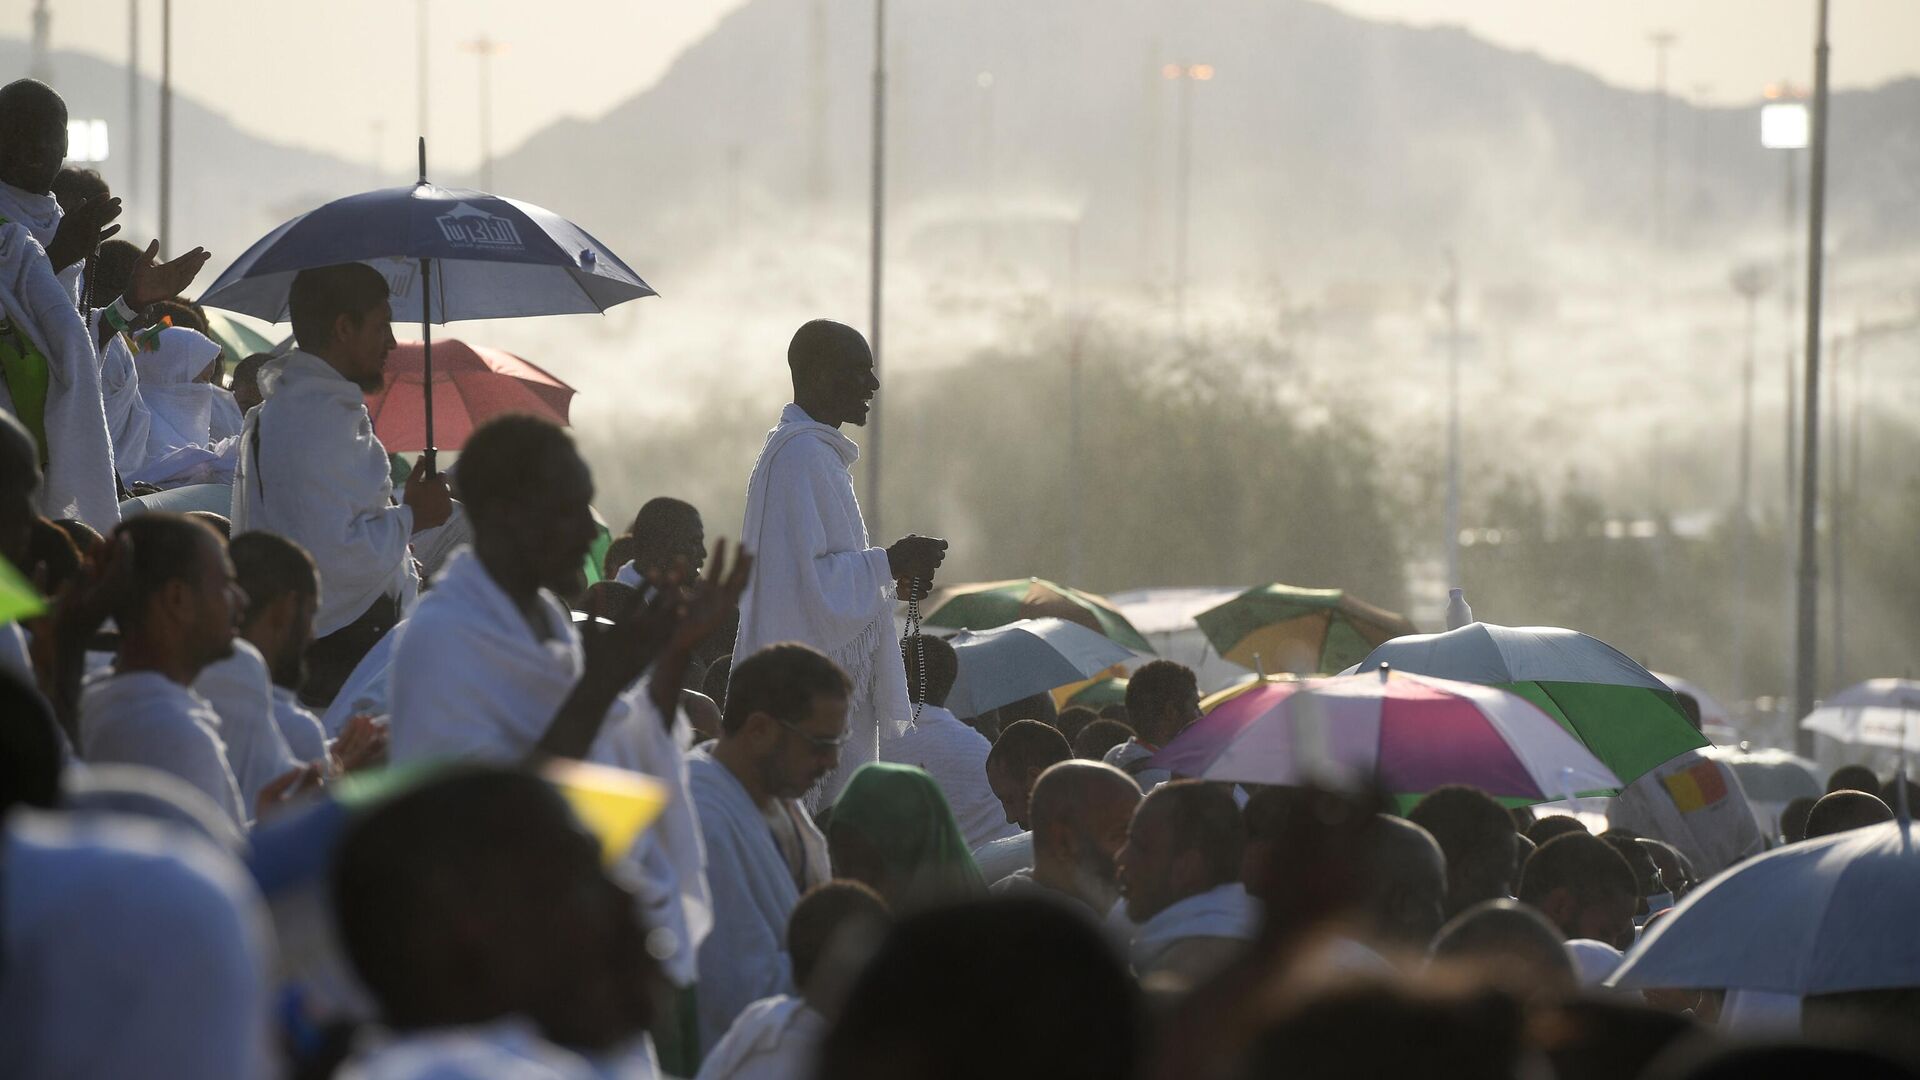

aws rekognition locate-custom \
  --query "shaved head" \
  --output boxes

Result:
[787,320,878,428]
[0,80,69,193]
[1028,760,1140,914]
[1366,815,1448,949]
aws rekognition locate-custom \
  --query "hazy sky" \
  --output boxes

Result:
[10,0,1918,172]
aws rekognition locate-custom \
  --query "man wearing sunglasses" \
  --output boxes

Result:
[688,642,851,1052]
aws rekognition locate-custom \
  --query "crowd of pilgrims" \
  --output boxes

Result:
[0,75,1917,1080]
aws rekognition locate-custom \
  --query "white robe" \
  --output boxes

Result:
[0,808,274,1080]
[320,622,400,737]
[338,1019,660,1080]
[888,704,1020,850]
[1129,883,1260,976]
[273,685,331,763]
[1104,737,1173,792]
[231,351,416,638]
[0,221,120,530]
[388,549,711,989]
[0,181,82,301]
[972,830,1034,886]
[732,403,909,802]
[95,328,152,475]
[79,670,248,829]
[693,996,826,1080]
[194,639,304,808]
[686,747,831,1049]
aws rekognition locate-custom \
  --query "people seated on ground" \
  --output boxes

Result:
[1102,660,1201,791]
[971,719,1075,884]
[1428,899,1577,1001]
[1826,763,1880,796]
[1353,814,1449,965]
[232,262,452,707]
[996,690,1059,731]
[125,326,244,490]
[77,513,312,829]
[1074,716,1136,761]
[330,765,662,1079]
[1640,837,1695,901]
[815,897,1145,1080]
[996,759,1139,923]
[687,642,845,1051]
[1804,789,1893,839]
[826,761,986,914]
[1408,784,1518,920]
[695,881,891,1080]
[887,634,1016,850]
[387,415,745,1071]
[0,788,275,1079]
[81,238,156,475]
[1516,832,1638,950]
[1527,814,1588,847]
[613,496,707,589]
[1118,779,1258,984]
[1608,693,1764,878]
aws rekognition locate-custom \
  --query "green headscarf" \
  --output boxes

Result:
[829,762,987,912]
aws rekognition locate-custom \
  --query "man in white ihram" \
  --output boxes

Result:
[733,320,947,802]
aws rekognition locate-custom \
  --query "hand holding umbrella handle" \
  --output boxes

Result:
[404,456,454,533]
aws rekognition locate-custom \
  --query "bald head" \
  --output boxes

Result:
[1805,790,1893,840]
[788,320,877,428]
[1028,761,1140,914]
[1367,815,1448,949]
[0,80,69,194]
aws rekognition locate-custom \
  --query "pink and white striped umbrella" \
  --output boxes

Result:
[1152,668,1621,805]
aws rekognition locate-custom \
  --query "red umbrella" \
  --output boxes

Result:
[366,339,575,452]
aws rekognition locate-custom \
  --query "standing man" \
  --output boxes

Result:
[231,263,452,708]
[733,319,947,801]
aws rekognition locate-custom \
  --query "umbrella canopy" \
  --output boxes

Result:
[1611,820,1920,995]
[201,309,278,365]
[926,577,1152,653]
[941,618,1137,719]
[1353,623,1706,788]
[1196,584,1416,674]
[1650,671,1733,731]
[365,339,575,452]
[1801,679,1920,749]
[1153,669,1621,806]
[198,183,653,323]
[1065,676,1129,710]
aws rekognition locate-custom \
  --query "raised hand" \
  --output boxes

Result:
[329,714,390,775]
[644,539,752,718]
[255,762,325,822]
[125,240,213,308]
[45,193,121,271]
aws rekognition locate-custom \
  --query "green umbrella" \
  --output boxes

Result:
[1066,676,1129,710]
[0,553,45,626]
[925,577,1152,653]
[1196,584,1415,674]
[202,309,279,367]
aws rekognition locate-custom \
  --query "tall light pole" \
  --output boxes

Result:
[1649,31,1676,248]
[1442,250,1463,594]
[461,36,506,190]
[127,0,140,229]
[1763,83,1807,524]
[1163,62,1213,337]
[866,0,887,537]
[1064,217,1085,585]
[1791,0,1832,748]
[977,71,995,268]
[158,0,172,257]
[417,0,430,145]
[30,0,51,83]
[1729,263,1773,712]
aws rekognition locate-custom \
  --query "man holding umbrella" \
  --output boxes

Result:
[231,263,452,707]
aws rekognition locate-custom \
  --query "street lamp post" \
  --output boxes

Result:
[158,0,172,257]
[127,0,140,227]
[866,0,887,537]
[1443,250,1462,595]
[1791,0,1833,749]
[1162,62,1213,338]
[462,37,506,191]
[1729,263,1773,712]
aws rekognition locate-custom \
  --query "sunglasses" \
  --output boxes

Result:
[779,717,849,752]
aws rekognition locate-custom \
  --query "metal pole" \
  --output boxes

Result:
[417,0,430,145]
[1444,250,1462,593]
[127,0,140,226]
[1792,0,1831,746]
[1066,219,1084,585]
[418,137,436,474]
[158,0,171,257]
[1173,71,1194,336]
[1733,283,1760,709]
[1828,334,1844,689]
[865,0,886,538]
[1783,143,1798,516]
[1649,31,1675,247]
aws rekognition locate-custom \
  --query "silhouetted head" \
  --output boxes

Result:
[789,320,877,428]
[1118,779,1243,923]
[1429,898,1576,999]
[1517,833,1637,949]
[786,880,891,1015]
[1238,981,1527,1080]
[1804,789,1893,839]
[1367,814,1449,950]
[1826,763,1881,796]
[230,353,273,413]
[1124,660,1201,746]
[459,415,600,599]
[229,531,319,690]
[1408,785,1518,918]
[288,263,394,390]
[1073,718,1134,761]
[899,633,957,708]
[817,897,1144,1080]
[627,496,705,577]
[1526,815,1588,847]
[330,766,656,1052]
[50,166,107,212]
[985,719,1073,831]
[0,80,68,193]
[111,513,245,679]
[1055,705,1097,746]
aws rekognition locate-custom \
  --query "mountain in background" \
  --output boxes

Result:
[1,39,372,267]
[487,0,1920,287]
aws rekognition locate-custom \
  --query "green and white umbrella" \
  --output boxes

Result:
[1352,623,1706,788]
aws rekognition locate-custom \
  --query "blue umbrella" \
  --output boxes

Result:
[942,617,1139,719]
[198,140,653,463]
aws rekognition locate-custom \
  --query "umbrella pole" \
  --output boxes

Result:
[421,255,435,473]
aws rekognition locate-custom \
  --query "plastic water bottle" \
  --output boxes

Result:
[1445,588,1473,630]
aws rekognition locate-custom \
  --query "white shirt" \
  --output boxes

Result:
[1103,737,1172,791]
[889,704,1020,850]
[80,670,248,829]
[193,640,302,808]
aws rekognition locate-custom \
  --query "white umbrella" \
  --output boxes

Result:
[1801,679,1920,750]
[1609,820,1920,995]
[1651,671,1732,729]
[941,617,1138,719]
